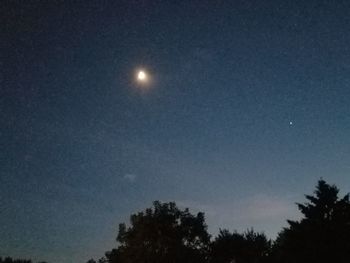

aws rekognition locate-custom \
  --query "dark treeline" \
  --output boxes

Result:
[0,257,46,263]
[88,179,350,263]
[2,180,349,263]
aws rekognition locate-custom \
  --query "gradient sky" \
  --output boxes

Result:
[1,1,350,262]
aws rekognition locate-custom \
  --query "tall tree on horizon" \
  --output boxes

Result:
[273,179,350,263]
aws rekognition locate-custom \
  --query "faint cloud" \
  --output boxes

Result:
[123,173,137,183]
[240,194,297,220]
[177,194,300,238]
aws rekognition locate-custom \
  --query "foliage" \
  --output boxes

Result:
[0,257,48,263]
[0,257,32,263]
[210,229,271,263]
[273,179,350,263]
[104,201,210,263]
[7,179,349,263]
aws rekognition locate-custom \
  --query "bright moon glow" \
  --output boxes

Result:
[137,71,147,81]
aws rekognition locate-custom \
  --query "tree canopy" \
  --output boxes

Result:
[4,179,349,263]
[0,257,32,263]
[104,201,210,263]
[94,179,349,263]
[273,179,350,263]
[210,229,271,263]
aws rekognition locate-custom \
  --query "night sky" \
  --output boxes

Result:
[1,1,350,262]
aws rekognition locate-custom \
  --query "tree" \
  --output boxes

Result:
[243,229,271,263]
[0,257,32,263]
[210,229,271,263]
[273,179,350,263]
[105,201,210,263]
[210,229,245,263]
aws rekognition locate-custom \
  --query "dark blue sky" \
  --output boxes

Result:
[1,1,350,262]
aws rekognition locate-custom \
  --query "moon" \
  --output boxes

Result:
[134,69,152,88]
[137,70,147,82]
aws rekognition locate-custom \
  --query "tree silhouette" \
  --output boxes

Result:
[273,179,350,263]
[243,229,271,263]
[210,229,271,263]
[104,201,210,263]
[88,179,350,263]
[0,257,32,263]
